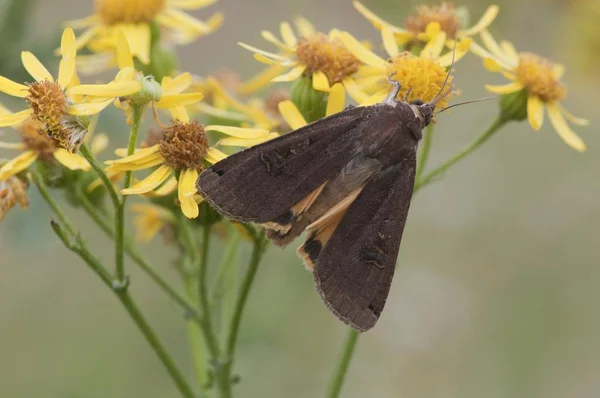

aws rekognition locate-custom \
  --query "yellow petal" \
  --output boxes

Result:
[272,65,306,83]
[483,57,502,72]
[106,144,160,164]
[547,102,586,152]
[238,42,291,63]
[326,83,346,116]
[90,134,109,154]
[422,28,447,58]
[437,38,471,67]
[169,0,217,9]
[121,164,173,195]
[219,133,278,147]
[116,31,134,69]
[57,28,76,89]
[156,92,204,108]
[0,109,33,127]
[106,155,164,171]
[68,81,141,97]
[0,150,38,180]
[261,30,293,51]
[115,66,137,82]
[552,64,565,79]
[161,72,192,94]
[205,147,228,164]
[558,104,589,126]
[64,14,101,30]
[484,81,523,94]
[145,176,178,197]
[460,5,500,36]
[500,40,518,65]
[360,88,387,106]
[0,142,26,150]
[238,64,286,94]
[178,168,200,219]
[352,0,404,32]
[21,51,54,82]
[294,16,316,37]
[120,24,151,64]
[0,76,29,97]
[205,125,271,138]
[312,71,331,92]
[337,32,387,69]
[168,106,190,123]
[527,95,544,131]
[279,22,298,47]
[68,99,113,116]
[278,100,307,130]
[480,30,506,63]
[342,77,370,104]
[381,26,399,58]
[53,149,91,171]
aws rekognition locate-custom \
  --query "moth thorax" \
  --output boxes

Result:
[158,121,208,172]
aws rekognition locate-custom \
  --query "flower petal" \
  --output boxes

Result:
[205,147,228,164]
[161,72,192,95]
[552,64,565,79]
[90,134,109,154]
[480,30,507,63]
[0,109,33,127]
[381,26,399,58]
[0,76,29,98]
[156,92,204,109]
[342,77,370,104]
[68,81,141,97]
[146,176,178,197]
[312,71,331,92]
[53,149,91,171]
[484,81,523,94]
[106,144,160,165]
[558,103,589,126]
[547,102,586,152]
[238,64,286,94]
[219,133,278,147]
[527,95,544,130]
[437,38,471,67]
[272,64,306,83]
[168,106,190,123]
[279,22,298,47]
[337,32,387,69]
[57,28,76,89]
[460,5,500,36]
[422,27,447,58]
[121,164,173,195]
[21,51,54,82]
[261,30,293,51]
[352,0,404,32]
[278,100,307,130]
[326,83,346,116]
[500,40,519,65]
[294,16,316,37]
[0,150,38,180]
[169,0,217,9]
[68,99,113,116]
[0,142,26,150]
[119,24,151,64]
[116,31,134,69]
[106,155,164,171]
[205,125,271,138]
[178,169,200,219]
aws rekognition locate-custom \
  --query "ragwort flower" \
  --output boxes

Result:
[0,175,29,221]
[68,0,223,68]
[473,30,589,151]
[353,1,498,46]
[239,17,362,93]
[131,203,175,242]
[104,121,277,219]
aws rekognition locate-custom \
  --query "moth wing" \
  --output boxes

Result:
[313,153,417,332]
[197,107,367,223]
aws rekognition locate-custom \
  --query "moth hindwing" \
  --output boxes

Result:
[197,99,433,331]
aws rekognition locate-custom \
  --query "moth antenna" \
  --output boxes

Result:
[152,103,170,129]
[434,96,496,116]
[430,39,457,105]
[383,72,402,104]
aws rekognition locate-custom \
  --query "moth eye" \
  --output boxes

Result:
[410,99,425,106]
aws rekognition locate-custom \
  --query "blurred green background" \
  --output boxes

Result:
[1,0,599,397]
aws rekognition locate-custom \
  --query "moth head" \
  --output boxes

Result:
[408,99,435,129]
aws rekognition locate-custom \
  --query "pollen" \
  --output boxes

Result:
[386,52,454,108]
[296,33,361,84]
[19,118,57,161]
[0,176,29,221]
[405,2,460,38]
[159,121,208,172]
[515,52,566,102]
[95,0,166,25]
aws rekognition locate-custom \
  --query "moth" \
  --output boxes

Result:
[196,77,451,332]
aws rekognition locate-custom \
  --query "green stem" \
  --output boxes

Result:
[75,188,205,324]
[79,144,120,208]
[415,124,434,181]
[198,224,216,342]
[325,117,507,398]
[34,173,194,398]
[326,329,359,398]
[416,117,506,190]
[216,232,268,397]
[115,105,144,282]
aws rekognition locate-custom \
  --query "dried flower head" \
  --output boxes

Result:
[159,121,208,172]
[0,176,29,221]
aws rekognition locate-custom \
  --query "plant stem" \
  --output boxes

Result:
[79,144,120,208]
[114,105,144,282]
[325,117,507,398]
[216,232,268,397]
[34,172,194,398]
[415,117,506,190]
[415,124,434,181]
[198,224,217,347]
[326,329,359,398]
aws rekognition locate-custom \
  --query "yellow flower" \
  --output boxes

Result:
[0,28,137,152]
[104,121,277,219]
[68,0,223,70]
[0,108,91,181]
[131,203,175,242]
[473,30,589,151]
[239,17,362,93]
[336,31,465,107]
[353,1,498,46]
[0,175,29,221]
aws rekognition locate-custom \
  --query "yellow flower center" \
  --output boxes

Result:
[386,52,453,108]
[405,2,460,38]
[159,121,208,172]
[95,0,166,25]
[19,119,57,160]
[0,176,29,221]
[515,52,566,102]
[296,33,360,84]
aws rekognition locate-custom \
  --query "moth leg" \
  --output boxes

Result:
[403,86,413,102]
[383,73,401,105]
